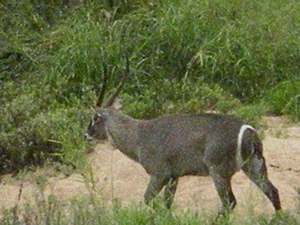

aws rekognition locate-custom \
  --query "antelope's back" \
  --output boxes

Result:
[138,113,245,151]
[147,113,244,137]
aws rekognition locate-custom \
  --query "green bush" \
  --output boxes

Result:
[264,80,300,120]
[0,85,89,173]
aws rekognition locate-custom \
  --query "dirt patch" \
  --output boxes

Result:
[1,117,300,216]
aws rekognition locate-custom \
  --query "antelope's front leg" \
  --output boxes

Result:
[144,175,168,208]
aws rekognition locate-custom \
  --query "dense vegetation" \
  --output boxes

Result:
[0,0,299,179]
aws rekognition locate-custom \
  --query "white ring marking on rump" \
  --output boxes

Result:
[236,124,255,169]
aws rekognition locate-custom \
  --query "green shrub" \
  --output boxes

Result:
[0,85,90,173]
[234,103,269,129]
[264,80,300,120]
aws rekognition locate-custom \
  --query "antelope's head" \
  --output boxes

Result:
[85,56,130,142]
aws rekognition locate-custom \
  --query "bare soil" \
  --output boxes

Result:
[1,117,300,217]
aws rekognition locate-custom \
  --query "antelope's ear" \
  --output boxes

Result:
[111,97,123,110]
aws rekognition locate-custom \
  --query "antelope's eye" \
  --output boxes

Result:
[93,116,98,122]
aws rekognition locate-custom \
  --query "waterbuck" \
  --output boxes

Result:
[85,59,281,215]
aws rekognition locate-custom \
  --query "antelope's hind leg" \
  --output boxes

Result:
[242,153,281,211]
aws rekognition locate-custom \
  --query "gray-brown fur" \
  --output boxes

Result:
[86,107,281,214]
[85,59,280,215]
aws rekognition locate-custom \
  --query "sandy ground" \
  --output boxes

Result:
[0,116,299,217]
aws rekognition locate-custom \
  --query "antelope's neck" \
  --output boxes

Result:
[105,110,140,162]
